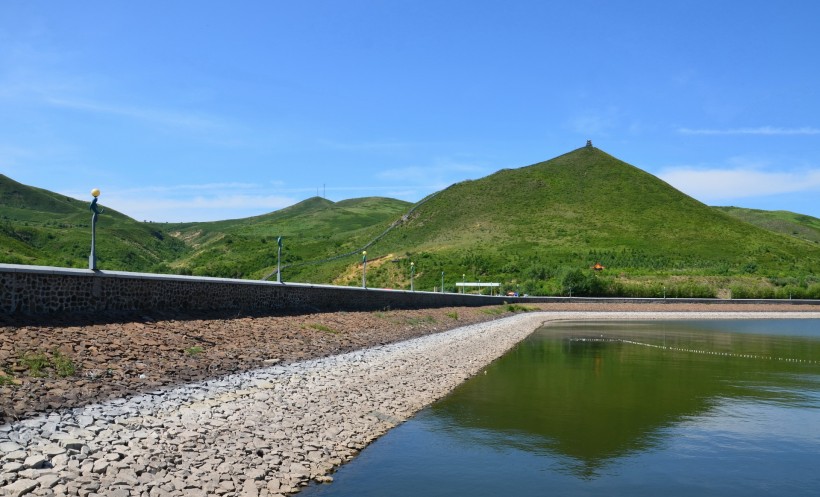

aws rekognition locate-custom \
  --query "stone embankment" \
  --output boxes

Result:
[0,313,547,496]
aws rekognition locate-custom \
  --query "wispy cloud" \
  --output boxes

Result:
[46,97,225,132]
[274,185,439,194]
[658,162,820,203]
[377,161,488,187]
[61,181,298,222]
[0,143,34,165]
[59,180,435,222]
[74,191,299,223]
[678,126,820,136]
[567,112,616,136]
[317,139,413,152]
[117,182,262,194]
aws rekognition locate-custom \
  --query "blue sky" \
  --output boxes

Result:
[2,1,819,222]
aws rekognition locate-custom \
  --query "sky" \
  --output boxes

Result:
[1,1,819,222]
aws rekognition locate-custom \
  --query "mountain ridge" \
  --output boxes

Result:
[2,147,819,298]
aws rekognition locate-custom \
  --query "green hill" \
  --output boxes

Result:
[0,169,411,279]
[0,174,187,271]
[312,146,820,298]
[163,196,412,279]
[714,206,820,244]
[3,146,820,299]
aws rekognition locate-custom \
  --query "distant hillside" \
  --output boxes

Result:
[714,206,820,244]
[0,174,187,271]
[317,146,820,298]
[3,148,820,300]
[0,170,412,279]
[165,196,412,279]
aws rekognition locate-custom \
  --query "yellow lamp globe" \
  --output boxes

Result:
[91,188,101,198]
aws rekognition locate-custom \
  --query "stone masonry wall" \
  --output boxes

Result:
[3,264,817,318]
[0,264,508,316]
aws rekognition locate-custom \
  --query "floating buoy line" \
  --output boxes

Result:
[569,337,820,365]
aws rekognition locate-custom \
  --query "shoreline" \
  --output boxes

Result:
[2,310,819,496]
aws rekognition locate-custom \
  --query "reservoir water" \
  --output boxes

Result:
[302,319,820,497]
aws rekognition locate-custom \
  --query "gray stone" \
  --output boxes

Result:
[0,442,23,454]
[41,446,66,458]
[240,479,259,497]
[58,439,85,451]
[91,460,109,474]
[1,478,39,497]
[245,468,265,481]
[2,461,24,472]
[4,451,27,462]
[75,416,94,428]
[23,455,48,470]
[35,474,60,490]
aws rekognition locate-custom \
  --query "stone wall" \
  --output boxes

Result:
[3,264,817,318]
[0,264,509,317]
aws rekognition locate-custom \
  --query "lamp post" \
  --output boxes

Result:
[89,188,101,270]
[410,262,415,292]
[441,271,445,293]
[362,251,367,288]
[462,273,465,294]
[276,236,283,283]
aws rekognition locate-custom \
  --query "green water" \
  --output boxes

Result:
[303,319,820,496]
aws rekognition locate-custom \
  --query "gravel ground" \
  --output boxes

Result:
[1,305,818,496]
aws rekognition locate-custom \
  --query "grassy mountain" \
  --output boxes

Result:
[3,147,820,299]
[312,146,820,298]
[164,196,412,279]
[714,206,820,244]
[0,171,411,280]
[0,174,187,271]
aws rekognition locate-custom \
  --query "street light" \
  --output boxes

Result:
[362,251,367,288]
[276,236,283,283]
[410,261,415,292]
[462,273,465,294]
[89,188,101,270]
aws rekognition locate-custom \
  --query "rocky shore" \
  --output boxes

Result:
[2,304,818,496]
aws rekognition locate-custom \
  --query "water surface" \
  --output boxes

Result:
[302,319,820,496]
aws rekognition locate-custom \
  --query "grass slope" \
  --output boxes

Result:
[164,196,412,279]
[4,147,820,299]
[0,174,187,270]
[325,147,820,297]
[714,206,820,244]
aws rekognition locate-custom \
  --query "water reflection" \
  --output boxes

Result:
[431,320,820,478]
[302,319,820,497]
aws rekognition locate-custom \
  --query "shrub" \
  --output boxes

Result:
[21,352,49,377]
[185,346,205,356]
[52,350,77,377]
[308,323,338,334]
